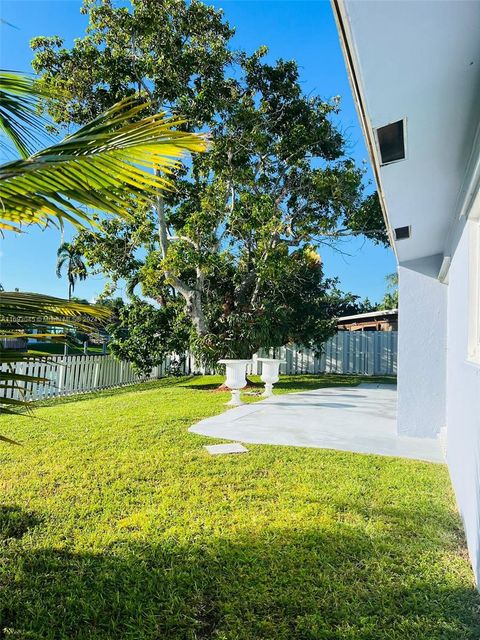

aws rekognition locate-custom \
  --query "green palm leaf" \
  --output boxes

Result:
[0,291,111,326]
[0,71,48,158]
[0,84,207,232]
[0,292,112,429]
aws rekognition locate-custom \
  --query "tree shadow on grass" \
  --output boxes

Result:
[2,521,479,640]
[177,381,225,391]
[0,505,41,541]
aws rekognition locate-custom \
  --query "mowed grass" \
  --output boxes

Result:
[0,375,479,639]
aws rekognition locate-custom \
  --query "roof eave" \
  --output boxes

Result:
[330,0,398,262]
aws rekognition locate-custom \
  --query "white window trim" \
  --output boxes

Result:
[468,208,480,363]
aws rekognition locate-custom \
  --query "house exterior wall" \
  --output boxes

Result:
[445,220,480,585]
[332,0,480,589]
[397,255,447,438]
[397,229,480,585]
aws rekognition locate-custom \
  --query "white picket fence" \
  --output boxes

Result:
[0,355,166,403]
[1,331,397,403]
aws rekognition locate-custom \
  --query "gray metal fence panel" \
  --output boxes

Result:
[259,331,397,376]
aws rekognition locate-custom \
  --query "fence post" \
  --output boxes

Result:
[57,356,66,396]
[93,358,100,390]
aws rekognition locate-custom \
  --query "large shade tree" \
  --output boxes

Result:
[31,0,387,371]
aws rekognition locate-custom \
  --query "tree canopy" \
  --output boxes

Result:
[31,0,388,371]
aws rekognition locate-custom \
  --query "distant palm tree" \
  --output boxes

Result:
[56,242,87,299]
[378,272,399,310]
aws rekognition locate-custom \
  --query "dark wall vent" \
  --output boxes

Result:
[394,225,410,241]
[376,120,405,165]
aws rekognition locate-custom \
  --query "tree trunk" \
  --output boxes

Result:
[154,184,208,335]
[187,287,208,336]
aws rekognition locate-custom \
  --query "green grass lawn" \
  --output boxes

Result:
[0,374,479,639]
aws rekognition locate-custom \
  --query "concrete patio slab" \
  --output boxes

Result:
[190,384,444,463]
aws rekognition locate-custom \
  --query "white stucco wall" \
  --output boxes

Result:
[397,256,447,438]
[445,221,480,586]
[398,244,480,585]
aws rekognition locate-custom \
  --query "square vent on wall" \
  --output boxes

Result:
[394,226,411,241]
[376,120,406,165]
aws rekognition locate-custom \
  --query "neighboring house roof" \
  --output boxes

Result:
[337,309,397,323]
[332,0,480,273]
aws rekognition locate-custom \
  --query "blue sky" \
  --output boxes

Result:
[0,0,396,303]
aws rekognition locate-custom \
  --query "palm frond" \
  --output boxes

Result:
[0,94,207,232]
[0,71,48,159]
[0,292,112,429]
[0,291,111,331]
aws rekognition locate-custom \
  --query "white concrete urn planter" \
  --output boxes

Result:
[218,359,252,406]
[257,358,286,397]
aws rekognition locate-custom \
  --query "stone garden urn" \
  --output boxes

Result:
[257,358,286,397]
[218,359,252,406]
